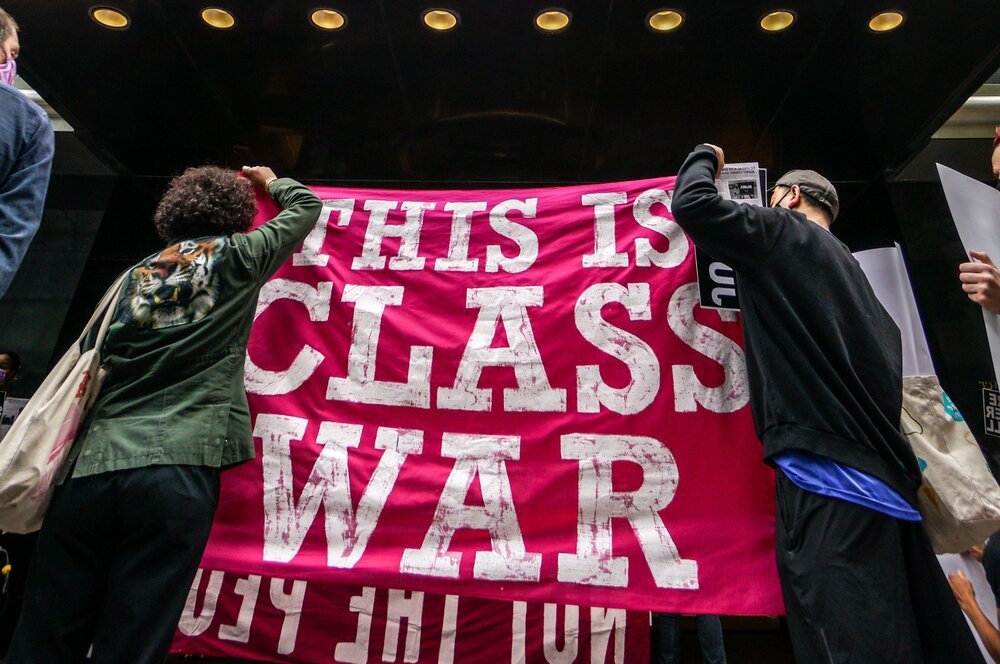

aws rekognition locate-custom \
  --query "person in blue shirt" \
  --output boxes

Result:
[672,143,984,663]
[0,6,54,299]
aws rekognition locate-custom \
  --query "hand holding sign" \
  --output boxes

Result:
[960,251,1000,314]
[241,165,279,192]
[703,143,725,178]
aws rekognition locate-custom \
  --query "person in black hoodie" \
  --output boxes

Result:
[672,143,984,663]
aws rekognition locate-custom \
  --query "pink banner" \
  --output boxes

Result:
[174,573,650,663]
[173,176,781,662]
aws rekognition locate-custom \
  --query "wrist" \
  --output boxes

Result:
[264,176,278,193]
[699,144,721,167]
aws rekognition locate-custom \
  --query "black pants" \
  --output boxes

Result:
[775,471,986,664]
[0,531,38,656]
[6,464,220,664]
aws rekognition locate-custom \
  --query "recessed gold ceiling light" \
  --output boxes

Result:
[535,9,571,33]
[90,7,129,29]
[868,11,904,32]
[201,7,236,29]
[760,10,795,32]
[310,9,346,30]
[648,10,684,32]
[423,9,459,31]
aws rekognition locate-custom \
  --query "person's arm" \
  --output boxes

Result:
[959,251,1000,314]
[670,144,787,271]
[0,113,54,298]
[234,166,323,282]
[949,571,1000,663]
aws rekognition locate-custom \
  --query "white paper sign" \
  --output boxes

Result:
[853,245,935,377]
[715,162,763,206]
[937,163,1000,383]
[0,395,28,440]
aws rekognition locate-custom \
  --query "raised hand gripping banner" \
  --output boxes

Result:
[172,176,781,663]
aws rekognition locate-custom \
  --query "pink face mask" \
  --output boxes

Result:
[0,47,16,86]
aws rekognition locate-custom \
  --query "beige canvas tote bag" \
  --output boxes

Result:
[902,375,1000,553]
[0,273,127,533]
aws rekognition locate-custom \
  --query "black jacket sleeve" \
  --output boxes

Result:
[671,144,788,272]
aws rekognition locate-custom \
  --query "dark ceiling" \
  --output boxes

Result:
[7,0,1000,186]
[4,1,1000,455]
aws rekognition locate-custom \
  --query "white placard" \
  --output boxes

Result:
[0,395,28,440]
[937,163,1000,382]
[853,245,935,377]
[715,162,763,206]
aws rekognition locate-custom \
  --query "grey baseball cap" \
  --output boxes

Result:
[774,169,840,221]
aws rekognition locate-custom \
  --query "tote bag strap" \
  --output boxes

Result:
[75,268,132,349]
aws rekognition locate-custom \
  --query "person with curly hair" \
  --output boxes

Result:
[7,165,322,663]
[153,165,259,242]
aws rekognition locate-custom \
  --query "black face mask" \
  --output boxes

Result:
[771,187,792,209]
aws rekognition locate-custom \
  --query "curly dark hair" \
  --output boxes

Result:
[153,166,256,242]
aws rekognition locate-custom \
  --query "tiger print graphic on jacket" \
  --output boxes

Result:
[121,237,226,329]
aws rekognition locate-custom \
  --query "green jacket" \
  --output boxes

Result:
[62,178,322,481]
